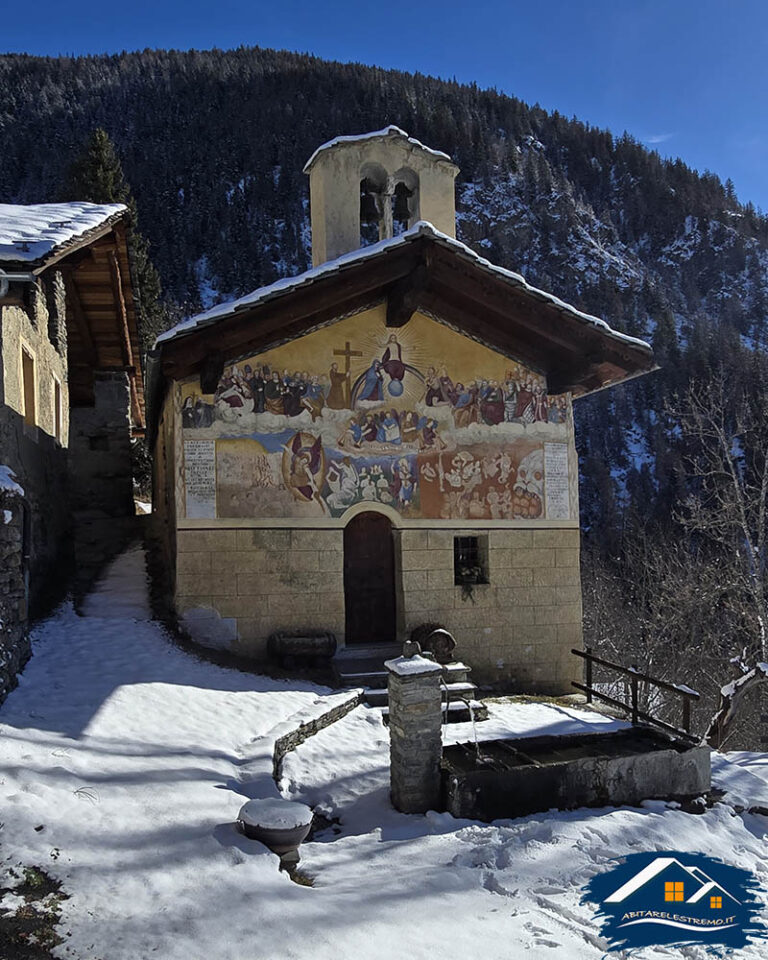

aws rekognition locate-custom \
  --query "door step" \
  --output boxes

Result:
[336,656,474,690]
[364,680,477,708]
[381,699,489,724]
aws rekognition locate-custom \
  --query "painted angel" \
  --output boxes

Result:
[286,433,324,506]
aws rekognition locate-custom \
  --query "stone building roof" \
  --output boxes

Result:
[0,202,127,266]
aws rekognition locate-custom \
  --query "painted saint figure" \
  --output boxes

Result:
[392,457,416,508]
[265,371,285,415]
[246,365,266,414]
[481,379,505,425]
[358,359,385,402]
[326,362,349,410]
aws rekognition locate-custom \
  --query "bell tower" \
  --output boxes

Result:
[303,126,459,267]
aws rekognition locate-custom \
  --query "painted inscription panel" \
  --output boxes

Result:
[179,308,576,520]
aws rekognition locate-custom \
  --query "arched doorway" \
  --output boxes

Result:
[343,511,396,645]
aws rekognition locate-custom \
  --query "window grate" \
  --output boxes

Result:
[454,536,489,585]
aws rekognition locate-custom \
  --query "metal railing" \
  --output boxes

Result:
[571,646,701,742]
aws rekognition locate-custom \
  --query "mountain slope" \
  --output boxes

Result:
[1,46,767,538]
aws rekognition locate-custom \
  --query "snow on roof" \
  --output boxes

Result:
[156,221,652,355]
[0,465,24,496]
[303,126,455,173]
[0,202,126,264]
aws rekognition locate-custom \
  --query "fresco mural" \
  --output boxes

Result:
[179,309,576,521]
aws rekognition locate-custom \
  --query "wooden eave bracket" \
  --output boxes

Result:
[200,352,225,394]
[386,263,429,327]
[548,356,626,395]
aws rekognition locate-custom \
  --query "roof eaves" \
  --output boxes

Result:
[0,209,129,274]
[155,221,652,360]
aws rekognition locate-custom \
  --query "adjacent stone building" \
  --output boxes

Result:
[0,203,145,700]
[147,127,654,691]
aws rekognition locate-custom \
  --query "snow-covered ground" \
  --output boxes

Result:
[1,546,768,958]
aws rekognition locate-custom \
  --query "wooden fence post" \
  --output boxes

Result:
[630,669,639,725]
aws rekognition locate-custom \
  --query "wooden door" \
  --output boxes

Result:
[343,512,396,645]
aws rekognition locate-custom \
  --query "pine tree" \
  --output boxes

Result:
[63,128,165,353]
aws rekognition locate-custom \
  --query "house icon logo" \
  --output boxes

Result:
[581,850,766,952]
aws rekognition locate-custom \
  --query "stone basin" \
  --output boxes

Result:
[237,798,314,854]
[442,727,711,822]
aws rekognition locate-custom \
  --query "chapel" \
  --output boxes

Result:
[147,126,654,691]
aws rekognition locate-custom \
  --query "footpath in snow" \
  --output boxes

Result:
[1,545,768,959]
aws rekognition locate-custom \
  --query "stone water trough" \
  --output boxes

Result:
[441,727,711,822]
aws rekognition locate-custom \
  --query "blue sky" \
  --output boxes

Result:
[4,0,767,210]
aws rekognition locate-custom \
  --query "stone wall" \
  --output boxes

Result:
[173,521,581,693]
[272,691,363,781]
[68,370,137,596]
[0,299,71,614]
[1,293,69,443]
[0,492,30,704]
[398,526,582,692]
[175,527,345,656]
[69,370,133,519]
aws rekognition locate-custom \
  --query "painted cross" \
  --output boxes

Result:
[333,340,363,407]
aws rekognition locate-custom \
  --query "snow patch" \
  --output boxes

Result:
[238,798,313,830]
[0,202,126,263]
[0,464,24,495]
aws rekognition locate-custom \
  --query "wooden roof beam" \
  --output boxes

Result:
[386,263,429,328]
[162,247,420,377]
[62,268,99,368]
[108,247,143,429]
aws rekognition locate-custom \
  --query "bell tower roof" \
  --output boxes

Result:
[304,126,459,267]
[302,126,457,173]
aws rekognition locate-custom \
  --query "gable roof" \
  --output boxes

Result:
[153,221,653,404]
[0,202,127,267]
[0,202,144,433]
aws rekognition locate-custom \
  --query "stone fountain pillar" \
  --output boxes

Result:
[386,646,444,813]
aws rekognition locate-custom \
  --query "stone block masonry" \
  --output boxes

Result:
[0,492,30,705]
[174,522,583,692]
[386,654,444,814]
[399,526,583,694]
[175,527,345,657]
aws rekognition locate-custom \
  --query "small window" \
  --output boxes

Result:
[21,347,36,427]
[710,896,722,909]
[664,881,684,902]
[454,536,489,585]
[53,379,62,442]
